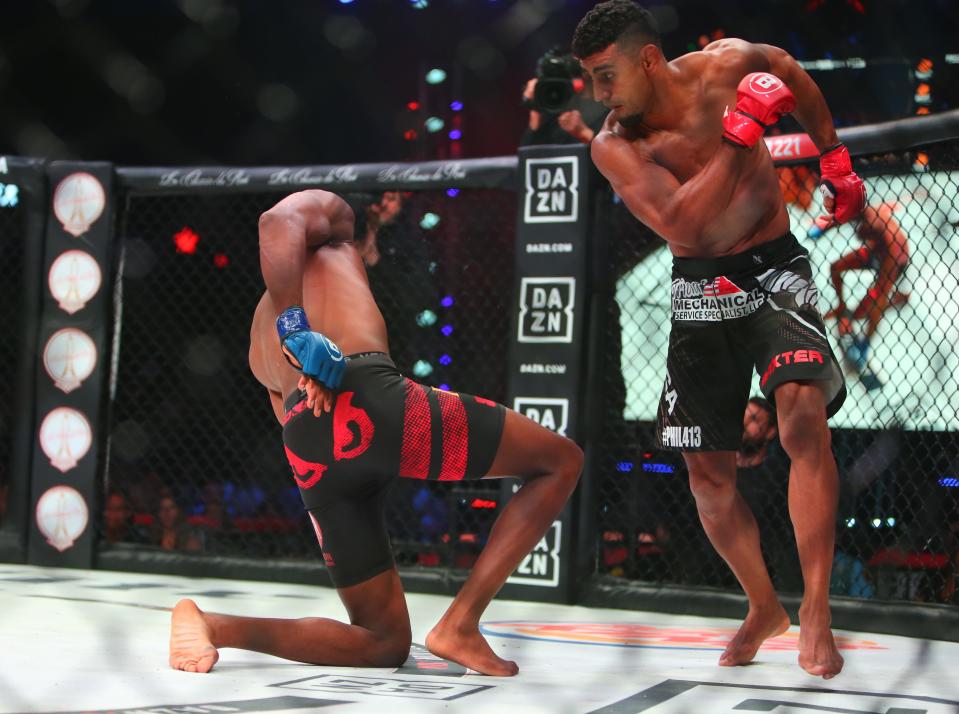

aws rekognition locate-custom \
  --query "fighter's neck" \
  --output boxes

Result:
[633,63,698,134]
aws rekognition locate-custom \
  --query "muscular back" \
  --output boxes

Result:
[249,239,389,421]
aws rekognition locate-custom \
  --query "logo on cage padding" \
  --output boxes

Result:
[524,156,578,223]
[513,397,569,436]
[518,277,575,343]
[508,520,562,587]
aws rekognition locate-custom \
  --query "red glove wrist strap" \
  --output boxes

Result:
[820,143,852,175]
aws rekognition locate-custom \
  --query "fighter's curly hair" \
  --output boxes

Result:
[572,0,661,60]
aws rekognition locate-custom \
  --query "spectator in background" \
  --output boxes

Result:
[128,469,166,517]
[150,494,203,552]
[192,481,234,553]
[354,191,404,268]
[735,398,802,593]
[520,47,607,147]
[353,191,444,385]
[102,489,147,545]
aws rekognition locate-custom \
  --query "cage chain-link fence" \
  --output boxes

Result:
[0,193,26,527]
[103,188,515,577]
[595,141,959,607]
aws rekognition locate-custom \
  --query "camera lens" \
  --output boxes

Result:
[533,78,574,114]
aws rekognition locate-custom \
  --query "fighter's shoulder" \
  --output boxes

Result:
[691,38,770,81]
[269,190,354,222]
[591,127,652,179]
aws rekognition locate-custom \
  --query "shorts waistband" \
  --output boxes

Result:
[672,232,800,280]
[347,351,388,361]
[283,352,392,412]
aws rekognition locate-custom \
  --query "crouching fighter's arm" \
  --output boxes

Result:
[258,190,355,410]
[756,43,866,229]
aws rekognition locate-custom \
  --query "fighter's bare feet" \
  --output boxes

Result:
[798,608,844,679]
[170,599,219,673]
[426,622,518,676]
[719,604,790,667]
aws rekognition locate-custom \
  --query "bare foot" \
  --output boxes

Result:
[170,599,219,673]
[798,613,844,679]
[719,604,790,667]
[426,623,518,676]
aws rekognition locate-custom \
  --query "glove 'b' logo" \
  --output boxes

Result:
[322,336,344,361]
[748,73,783,94]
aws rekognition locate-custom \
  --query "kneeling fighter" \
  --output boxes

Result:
[169,189,583,676]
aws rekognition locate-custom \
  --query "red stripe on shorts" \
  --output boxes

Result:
[399,379,431,479]
[435,389,468,481]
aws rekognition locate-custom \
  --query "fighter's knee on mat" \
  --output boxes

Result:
[364,631,412,668]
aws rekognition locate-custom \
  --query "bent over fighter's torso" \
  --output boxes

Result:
[249,241,389,421]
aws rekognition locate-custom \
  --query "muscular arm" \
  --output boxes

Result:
[757,44,840,152]
[258,190,355,313]
[591,131,747,246]
[705,39,839,152]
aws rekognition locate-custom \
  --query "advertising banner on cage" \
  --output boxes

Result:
[501,145,591,603]
[27,162,115,568]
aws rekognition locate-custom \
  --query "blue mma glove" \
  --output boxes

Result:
[276,306,346,389]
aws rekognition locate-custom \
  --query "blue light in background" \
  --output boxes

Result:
[426,68,447,85]
[439,384,450,391]
[416,309,437,327]
[419,212,440,229]
[439,354,452,366]
[412,360,433,378]
[615,462,633,473]
[446,188,459,197]
[0,183,20,208]
[449,129,462,140]
[440,295,454,307]
[441,324,453,336]
[450,101,464,111]
[939,477,959,488]
[642,463,675,474]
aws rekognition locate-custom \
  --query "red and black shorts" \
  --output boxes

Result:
[281,352,505,588]
[657,232,846,452]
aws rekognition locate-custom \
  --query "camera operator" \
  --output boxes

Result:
[521,47,607,146]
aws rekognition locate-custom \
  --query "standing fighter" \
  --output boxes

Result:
[574,1,865,678]
[169,189,582,676]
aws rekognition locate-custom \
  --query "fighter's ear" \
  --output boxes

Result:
[639,43,663,72]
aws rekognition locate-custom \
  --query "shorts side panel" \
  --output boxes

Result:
[748,255,846,417]
[398,383,506,482]
[656,321,752,452]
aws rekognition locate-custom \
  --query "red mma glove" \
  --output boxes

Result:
[722,72,797,148]
[817,143,866,228]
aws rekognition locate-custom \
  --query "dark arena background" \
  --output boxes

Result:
[2,1,959,712]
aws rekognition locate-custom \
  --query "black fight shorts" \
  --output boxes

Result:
[657,232,846,452]
[281,352,505,588]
